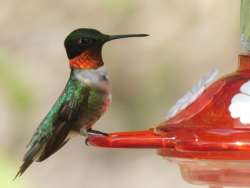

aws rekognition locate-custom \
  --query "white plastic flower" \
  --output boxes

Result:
[229,80,250,124]
[165,69,219,120]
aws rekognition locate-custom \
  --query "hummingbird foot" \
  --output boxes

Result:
[85,138,90,146]
[87,129,108,136]
[84,129,108,146]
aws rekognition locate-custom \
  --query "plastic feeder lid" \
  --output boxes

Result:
[88,55,250,160]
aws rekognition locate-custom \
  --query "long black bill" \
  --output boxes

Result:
[108,34,149,41]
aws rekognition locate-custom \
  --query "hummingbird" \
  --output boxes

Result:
[15,28,148,178]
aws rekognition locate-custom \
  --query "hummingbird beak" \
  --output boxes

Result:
[107,33,149,42]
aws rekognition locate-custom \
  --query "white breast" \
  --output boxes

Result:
[74,66,111,92]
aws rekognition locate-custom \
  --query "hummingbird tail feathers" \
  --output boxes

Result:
[15,122,72,179]
[14,157,33,180]
[15,139,46,179]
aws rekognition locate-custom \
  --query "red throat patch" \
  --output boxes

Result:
[69,50,103,69]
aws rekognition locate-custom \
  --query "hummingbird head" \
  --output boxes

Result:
[64,28,149,69]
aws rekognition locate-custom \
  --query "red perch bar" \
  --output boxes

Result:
[88,129,172,149]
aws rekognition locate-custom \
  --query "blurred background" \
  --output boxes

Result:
[0,0,241,188]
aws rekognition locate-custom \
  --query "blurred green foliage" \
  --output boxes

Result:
[100,0,133,14]
[241,0,250,39]
[0,53,33,112]
[0,153,29,188]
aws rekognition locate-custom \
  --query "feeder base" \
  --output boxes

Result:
[167,158,250,188]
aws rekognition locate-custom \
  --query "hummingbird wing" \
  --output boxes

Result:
[15,77,90,178]
[38,86,90,161]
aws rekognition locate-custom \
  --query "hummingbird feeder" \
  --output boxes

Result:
[88,1,250,188]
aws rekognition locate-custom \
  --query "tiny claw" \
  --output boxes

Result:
[87,129,109,136]
[85,138,89,146]
[85,129,108,146]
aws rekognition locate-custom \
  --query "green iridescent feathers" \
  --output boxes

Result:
[16,73,90,178]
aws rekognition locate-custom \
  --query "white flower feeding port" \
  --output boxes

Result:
[165,69,219,121]
[229,80,250,124]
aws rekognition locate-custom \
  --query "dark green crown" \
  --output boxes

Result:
[64,28,149,59]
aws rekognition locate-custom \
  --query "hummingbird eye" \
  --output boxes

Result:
[77,38,93,46]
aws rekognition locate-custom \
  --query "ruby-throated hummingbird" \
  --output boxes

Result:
[15,28,148,178]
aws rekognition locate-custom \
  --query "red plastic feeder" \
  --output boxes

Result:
[88,55,250,188]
